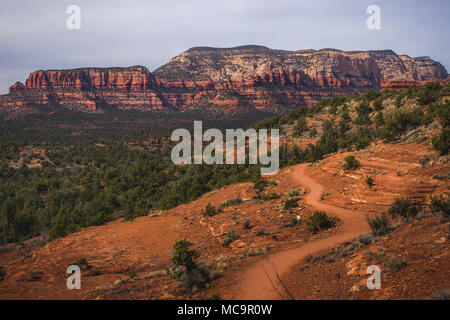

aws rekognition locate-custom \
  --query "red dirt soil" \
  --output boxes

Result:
[0,141,448,300]
[226,164,370,299]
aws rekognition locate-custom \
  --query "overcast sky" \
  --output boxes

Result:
[0,0,448,94]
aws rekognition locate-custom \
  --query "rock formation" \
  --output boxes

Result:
[1,46,447,115]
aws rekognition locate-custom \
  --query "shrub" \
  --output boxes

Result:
[128,271,138,280]
[171,250,220,292]
[338,111,351,136]
[357,234,375,246]
[253,179,268,194]
[76,258,88,266]
[242,218,251,230]
[329,95,347,107]
[252,115,282,130]
[388,198,419,220]
[307,211,336,233]
[315,127,339,156]
[431,101,450,127]
[375,111,385,127]
[432,128,449,155]
[343,155,360,170]
[282,144,305,166]
[285,106,308,122]
[429,195,449,215]
[367,212,391,236]
[206,293,222,300]
[222,231,239,247]
[395,94,404,107]
[267,193,282,200]
[353,128,372,150]
[283,198,298,210]
[254,192,281,201]
[288,189,301,197]
[0,265,5,281]
[71,258,90,271]
[201,203,220,217]
[429,195,450,223]
[220,198,242,208]
[124,206,146,222]
[381,109,425,142]
[385,255,408,272]
[355,113,371,126]
[373,97,383,111]
[363,89,381,102]
[329,104,338,116]
[178,267,210,293]
[171,267,183,279]
[416,81,442,105]
[365,176,374,188]
[356,101,372,115]
[172,239,199,272]
[269,192,282,199]
[293,117,308,136]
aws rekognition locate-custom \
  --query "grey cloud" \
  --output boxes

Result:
[0,0,448,93]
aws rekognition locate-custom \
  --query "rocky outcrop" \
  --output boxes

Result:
[9,81,26,94]
[0,46,447,115]
[1,66,166,113]
[153,47,447,113]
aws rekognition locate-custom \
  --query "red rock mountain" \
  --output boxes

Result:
[1,46,447,115]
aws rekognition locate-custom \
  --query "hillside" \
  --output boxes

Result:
[0,82,448,299]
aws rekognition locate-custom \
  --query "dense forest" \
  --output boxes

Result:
[0,140,262,244]
[0,82,448,245]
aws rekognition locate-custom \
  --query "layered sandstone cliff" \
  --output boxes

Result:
[0,46,447,115]
[1,66,166,112]
[153,47,447,113]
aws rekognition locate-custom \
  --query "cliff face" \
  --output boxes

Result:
[1,46,447,115]
[153,47,447,113]
[1,66,166,112]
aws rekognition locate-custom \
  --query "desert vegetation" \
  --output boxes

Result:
[0,138,261,244]
[367,212,391,236]
[307,211,337,233]
[1,82,448,245]
[343,155,360,170]
[0,265,5,281]
[254,82,449,166]
[388,198,419,220]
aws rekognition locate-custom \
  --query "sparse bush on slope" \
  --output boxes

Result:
[388,198,419,220]
[293,117,308,136]
[201,203,221,217]
[415,81,442,106]
[365,176,374,188]
[343,155,360,170]
[307,211,336,233]
[171,239,213,293]
[222,231,239,247]
[432,127,450,155]
[367,212,391,236]
[429,195,450,223]
[0,265,6,281]
[381,109,425,142]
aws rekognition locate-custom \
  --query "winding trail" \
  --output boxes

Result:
[231,163,370,299]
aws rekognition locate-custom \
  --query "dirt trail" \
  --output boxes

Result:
[230,163,370,299]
